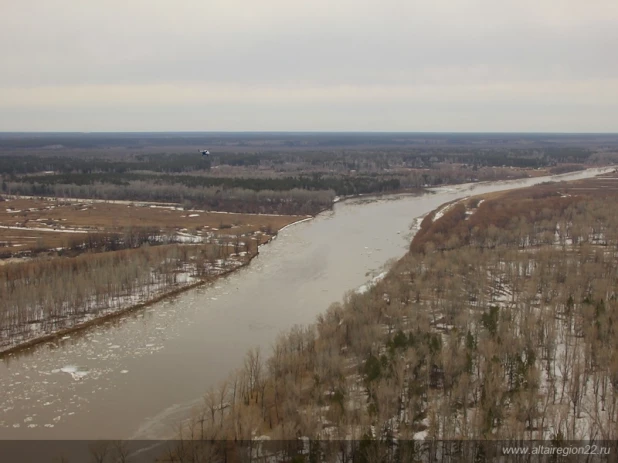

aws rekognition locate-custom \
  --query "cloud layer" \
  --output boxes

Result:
[2,0,617,131]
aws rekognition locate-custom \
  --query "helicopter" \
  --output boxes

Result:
[200,149,210,157]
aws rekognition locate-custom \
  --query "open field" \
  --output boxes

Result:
[0,196,305,255]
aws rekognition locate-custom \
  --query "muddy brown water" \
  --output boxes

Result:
[0,167,612,440]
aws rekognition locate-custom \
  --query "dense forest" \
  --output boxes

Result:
[0,163,588,215]
[162,176,618,462]
[2,180,337,215]
[0,147,599,175]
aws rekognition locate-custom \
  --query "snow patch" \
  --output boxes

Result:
[356,271,388,295]
[59,365,89,380]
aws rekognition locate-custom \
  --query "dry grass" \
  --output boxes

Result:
[469,170,618,206]
[411,171,618,253]
[0,197,306,253]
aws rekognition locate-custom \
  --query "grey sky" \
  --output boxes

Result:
[1,0,617,131]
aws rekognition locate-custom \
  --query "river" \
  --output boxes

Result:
[0,167,613,440]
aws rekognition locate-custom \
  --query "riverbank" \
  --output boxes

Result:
[0,254,251,358]
[0,191,418,354]
[4,167,604,357]
[0,214,315,358]
[2,165,615,441]
[165,168,618,454]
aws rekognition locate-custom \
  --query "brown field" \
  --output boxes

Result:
[411,170,618,253]
[0,197,306,254]
[480,169,618,202]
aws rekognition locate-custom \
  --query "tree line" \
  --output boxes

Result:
[0,237,257,352]
[1,180,336,215]
[0,147,598,175]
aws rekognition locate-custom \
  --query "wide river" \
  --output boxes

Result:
[0,167,613,440]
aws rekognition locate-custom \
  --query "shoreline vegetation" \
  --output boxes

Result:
[0,167,611,357]
[160,170,618,462]
[0,187,427,358]
[2,132,618,447]
[0,185,447,358]
[0,249,256,358]
[0,184,472,358]
[0,213,313,357]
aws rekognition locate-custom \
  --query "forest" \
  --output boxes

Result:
[160,173,618,462]
[2,132,615,216]
[0,231,261,353]
[0,147,599,175]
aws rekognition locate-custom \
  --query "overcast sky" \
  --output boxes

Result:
[1,0,617,132]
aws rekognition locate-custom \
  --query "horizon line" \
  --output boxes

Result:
[1,131,618,135]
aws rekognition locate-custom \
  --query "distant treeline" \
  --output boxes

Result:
[0,147,596,175]
[2,180,336,215]
[0,163,588,215]
[0,171,405,215]
[1,132,617,150]
[0,153,211,175]
[0,145,606,215]
[8,172,401,196]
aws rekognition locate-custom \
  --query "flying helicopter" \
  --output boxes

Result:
[200,149,210,157]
